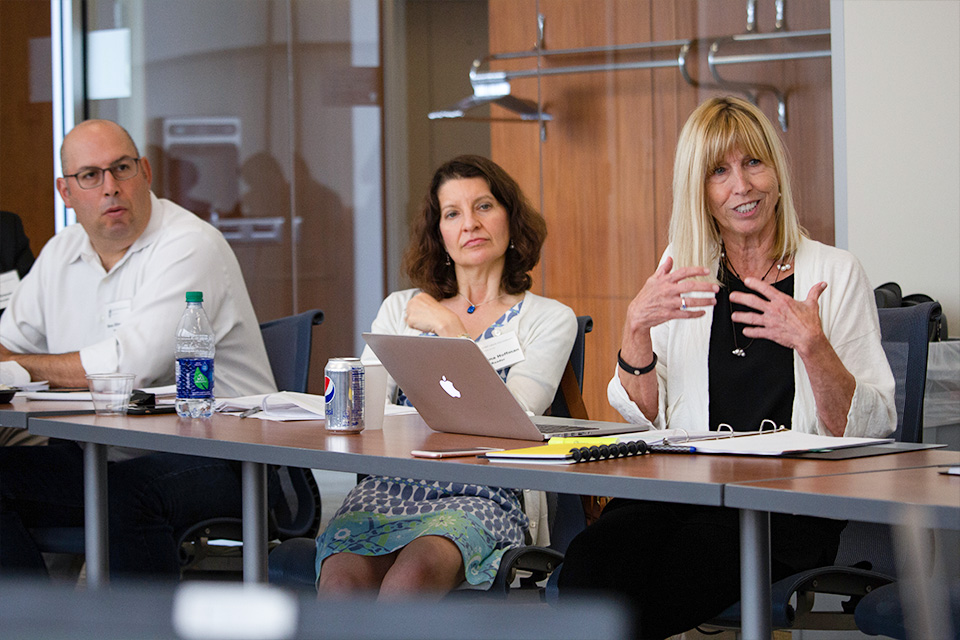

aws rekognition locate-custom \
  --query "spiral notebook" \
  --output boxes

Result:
[480,429,897,463]
[481,439,656,464]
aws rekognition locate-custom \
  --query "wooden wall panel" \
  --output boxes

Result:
[0,0,55,254]
[489,0,832,422]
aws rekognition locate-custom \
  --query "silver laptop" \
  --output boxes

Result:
[362,333,647,441]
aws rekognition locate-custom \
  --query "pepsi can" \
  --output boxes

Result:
[324,357,365,433]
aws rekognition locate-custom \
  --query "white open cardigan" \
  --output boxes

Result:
[608,238,896,438]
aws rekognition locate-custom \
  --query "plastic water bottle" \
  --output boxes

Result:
[175,291,215,418]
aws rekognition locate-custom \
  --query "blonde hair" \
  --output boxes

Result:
[668,96,805,280]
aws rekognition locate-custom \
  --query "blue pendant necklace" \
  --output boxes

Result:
[460,292,504,314]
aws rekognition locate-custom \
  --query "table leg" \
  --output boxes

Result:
[740,508,771,639]
[83,442,109,588]
[241,461,268,582]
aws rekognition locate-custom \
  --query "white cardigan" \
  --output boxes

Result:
[608,238,896,438]
[362,288,578,416]
[361,288,577,546]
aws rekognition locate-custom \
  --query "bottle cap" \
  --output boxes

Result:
[185,291,203,303]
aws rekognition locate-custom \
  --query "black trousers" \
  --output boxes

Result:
[0,441,283,580]
[557,499,845,640]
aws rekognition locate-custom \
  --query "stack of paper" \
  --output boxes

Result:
[682,430,894,455]
[216,392,325,421]
[22,384,176,402]
[216,392,418,422]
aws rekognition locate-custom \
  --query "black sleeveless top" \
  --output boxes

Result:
[708,271,795,431]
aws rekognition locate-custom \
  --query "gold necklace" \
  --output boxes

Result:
[459,292,504,314]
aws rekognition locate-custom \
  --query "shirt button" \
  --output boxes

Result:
[493,328,501,336]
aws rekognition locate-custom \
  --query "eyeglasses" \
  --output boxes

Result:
[63,157,141,190]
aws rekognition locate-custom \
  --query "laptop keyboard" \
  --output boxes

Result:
[535,422,599,435]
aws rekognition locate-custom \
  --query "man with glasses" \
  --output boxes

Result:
[0,120,279,579]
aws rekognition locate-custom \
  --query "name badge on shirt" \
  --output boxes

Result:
[0,270,20,311]
[104,299,132,332]
[477,332,525,370]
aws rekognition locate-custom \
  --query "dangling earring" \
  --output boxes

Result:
[445,253,451,266]
[509,240,515,250]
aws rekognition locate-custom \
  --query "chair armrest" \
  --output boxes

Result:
[710,565,895,629]
[489,546,564,596]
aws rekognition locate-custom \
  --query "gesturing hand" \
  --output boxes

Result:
[730,278,829,356]
[624,257,719,335]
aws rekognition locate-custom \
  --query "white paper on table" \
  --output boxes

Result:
[384,404,418,416]
[684,430,893,455]
[215,394,270,412]
[216,390,418,422]
[22,390,93,401]
[216,392,325,421]
[23,382,174,402]
[143,384,177,398]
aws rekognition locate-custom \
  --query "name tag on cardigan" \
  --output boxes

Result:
[478,332,525,370]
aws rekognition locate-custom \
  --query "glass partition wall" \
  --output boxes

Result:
[62,0,384,390]
[35,0,831,410]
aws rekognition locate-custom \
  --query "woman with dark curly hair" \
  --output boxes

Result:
[314,155,577,599]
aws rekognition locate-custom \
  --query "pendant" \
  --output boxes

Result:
[732,348,746,357]
[777,263,792,272]
[466,305,476,314]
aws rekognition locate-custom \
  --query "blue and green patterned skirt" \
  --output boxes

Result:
[315,476,528,587]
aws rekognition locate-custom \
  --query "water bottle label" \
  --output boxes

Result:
[176,358,214,399]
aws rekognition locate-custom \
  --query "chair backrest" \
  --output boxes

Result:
[258,309,324,538]
[545,316,593,553]
[877,301,940,443]
[259,309,324,392]
[875,282,903,308]
[270,464,323,540]
[548,316,593,418]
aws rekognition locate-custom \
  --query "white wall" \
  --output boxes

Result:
[832,0,960,336]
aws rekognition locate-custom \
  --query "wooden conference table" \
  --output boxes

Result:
[0,395,95,430]
[19,408,960,639]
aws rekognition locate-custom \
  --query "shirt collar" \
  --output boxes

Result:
[74,192,161,273]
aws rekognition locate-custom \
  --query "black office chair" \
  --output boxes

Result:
[267,316,595,595]
[483,315,593,597]
[706,301,942,632]
[874,282,903,309]
[855,578,960,639]
[177,309,325,571]
[875,282,948,341]
[878,301,940,444]
[30,309,326,576]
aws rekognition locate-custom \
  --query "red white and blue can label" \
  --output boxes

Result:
[324,358,364,433]
[324,376,335,403]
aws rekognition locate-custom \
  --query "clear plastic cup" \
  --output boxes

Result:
[85,373,136,416]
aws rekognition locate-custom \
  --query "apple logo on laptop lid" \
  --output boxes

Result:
[439,376,461,398]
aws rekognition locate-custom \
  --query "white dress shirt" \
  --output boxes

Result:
[0,193,275,399]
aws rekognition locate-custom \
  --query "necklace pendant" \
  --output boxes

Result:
[466,305,476,314]
[732,348,746,357]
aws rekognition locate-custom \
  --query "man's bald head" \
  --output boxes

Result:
[60,120,140,175]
